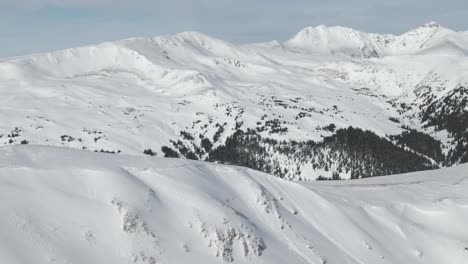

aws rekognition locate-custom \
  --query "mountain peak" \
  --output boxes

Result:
[422,21,441,29]
[173,31,214,40]
[287,25,365,45]
[284,22,464,56]
[293,25,363,37]
[160,31,235,49]
[407,21,451,35]
[285,25,372,56]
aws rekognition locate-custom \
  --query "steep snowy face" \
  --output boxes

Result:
[0,145,467,264]
[285,22,467,57]
[119,32,270,73]
[381,22,463,55]
[0,23,467,180]
[285,25,379,58]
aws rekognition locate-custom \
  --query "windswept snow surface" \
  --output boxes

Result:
[0,145,467,264]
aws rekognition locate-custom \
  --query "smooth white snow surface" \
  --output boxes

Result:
[1,145,467,264]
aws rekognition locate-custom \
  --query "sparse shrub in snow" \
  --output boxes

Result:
[61,135,75,142]
[143,149,156,156]
[180,131,195,141]
[322,123,336,132]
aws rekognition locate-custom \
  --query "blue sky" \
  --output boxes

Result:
[0,0,467,58]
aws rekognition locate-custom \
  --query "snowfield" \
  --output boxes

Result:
[1,145,467,264]
[0,22,467,168]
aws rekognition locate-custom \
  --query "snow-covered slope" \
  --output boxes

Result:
[0,145,467,264]
[0,22,467,180]
[285,22,467,57]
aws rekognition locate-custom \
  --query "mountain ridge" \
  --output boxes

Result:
[0,22,466,180]
[1,22,465,60]
[285,22,466,57]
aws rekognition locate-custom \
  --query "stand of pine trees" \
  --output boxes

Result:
[420,86,468,164]
[162,126,439,180]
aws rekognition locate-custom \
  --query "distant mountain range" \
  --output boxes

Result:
[0,22,467,180]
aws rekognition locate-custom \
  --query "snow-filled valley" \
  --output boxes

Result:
[0,145,467,264]
[0,22,467,180]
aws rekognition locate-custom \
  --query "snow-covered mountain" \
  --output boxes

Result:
[286,22,468,57]
[0,22,467,180]
[1,145,467,264]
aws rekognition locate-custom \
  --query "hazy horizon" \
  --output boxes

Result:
[1,0,467,58]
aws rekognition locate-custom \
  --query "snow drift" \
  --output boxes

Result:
[0,145,467,264]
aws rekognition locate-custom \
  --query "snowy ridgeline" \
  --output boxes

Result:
[0,145,467,264]
[0,23,467,180]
